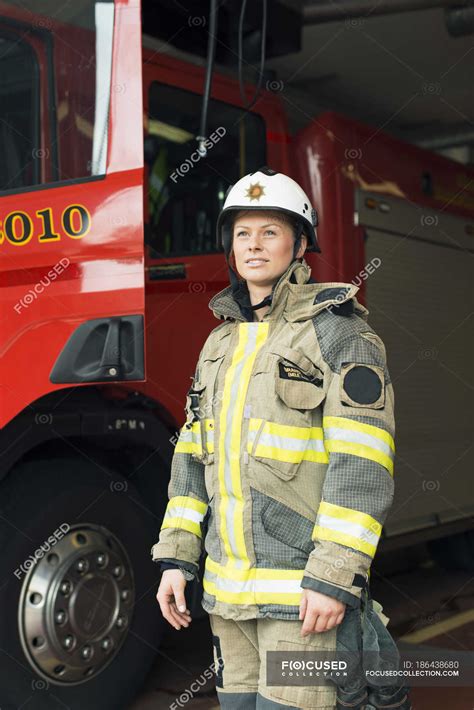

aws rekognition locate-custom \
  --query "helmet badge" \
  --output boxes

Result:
[245,182,266,202]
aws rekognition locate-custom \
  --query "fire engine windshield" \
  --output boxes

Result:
[146,82,267,257]
[0,0,114,193]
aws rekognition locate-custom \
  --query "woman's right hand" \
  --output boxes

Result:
[156,569,192,630]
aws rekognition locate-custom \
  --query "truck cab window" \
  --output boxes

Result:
[0,35,39,191]
[146,82,266,257]
[0,0,115,194]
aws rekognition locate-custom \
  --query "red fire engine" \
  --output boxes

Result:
[0,0,472,707]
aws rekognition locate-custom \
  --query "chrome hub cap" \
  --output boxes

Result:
[18,524,134,685]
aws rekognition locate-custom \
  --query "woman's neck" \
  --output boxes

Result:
[248,282,272,322]
[247,282,272,306]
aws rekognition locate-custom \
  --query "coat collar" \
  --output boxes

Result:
[208,258,369,323]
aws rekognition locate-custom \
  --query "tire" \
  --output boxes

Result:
[0,456,166,709]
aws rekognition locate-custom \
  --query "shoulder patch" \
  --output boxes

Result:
[340,362,385,409]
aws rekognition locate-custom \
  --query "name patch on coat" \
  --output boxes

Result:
[278,361,323,387]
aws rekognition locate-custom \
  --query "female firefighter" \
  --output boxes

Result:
[152,167,410,709]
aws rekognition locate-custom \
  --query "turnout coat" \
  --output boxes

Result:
[151,257,395,621]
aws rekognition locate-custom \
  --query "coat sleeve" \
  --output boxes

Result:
[301,326,395,608]
[150,348,209,582]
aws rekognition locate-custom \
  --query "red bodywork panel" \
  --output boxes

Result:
[294,110,474,288]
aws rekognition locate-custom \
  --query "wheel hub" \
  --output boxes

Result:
[18,524,134,685]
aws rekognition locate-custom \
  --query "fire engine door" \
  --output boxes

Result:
[0,0,145,428]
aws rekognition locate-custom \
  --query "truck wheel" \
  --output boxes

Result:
[0,456,166,709]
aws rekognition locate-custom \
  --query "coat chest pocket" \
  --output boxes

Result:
[248,416,328,481]
[275,376,325,410]
[270,345,326,413]
[246,346,327,480]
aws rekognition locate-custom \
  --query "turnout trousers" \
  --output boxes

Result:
[209,613,337,709]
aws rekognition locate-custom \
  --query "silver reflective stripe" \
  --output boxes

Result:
[179,427,201,444]
[316,513,380,547]
[254,430,327,454]
[164,506,207,524]
[204,569,303,595]
[324,426,394,459]
[222,324,261,568]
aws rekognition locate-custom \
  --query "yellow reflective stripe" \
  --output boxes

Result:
[323,416,394,476]
[175,440,202,455]
[253,443,329,464]
[206,556,303,580]
[175,420,214,455]
[313,502,382,558]
[161,496,208,538]
[323,416,395,451]
[204,556,303,605]
[218,323,269,568]
[318,501,382,535]
[203,580,302,606]
[161,517,202,537]
[175,422,202,455]
[219,326,247,566]
[325,440,393,476]
[167,495,208,514]
[313,525,377,558]
[248,419,329,464]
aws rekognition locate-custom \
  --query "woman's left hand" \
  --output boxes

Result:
[299,589,346,636]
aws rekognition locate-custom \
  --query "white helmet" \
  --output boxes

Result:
[217,166,320,259]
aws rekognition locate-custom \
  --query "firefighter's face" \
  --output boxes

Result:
[231,211,307,286]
